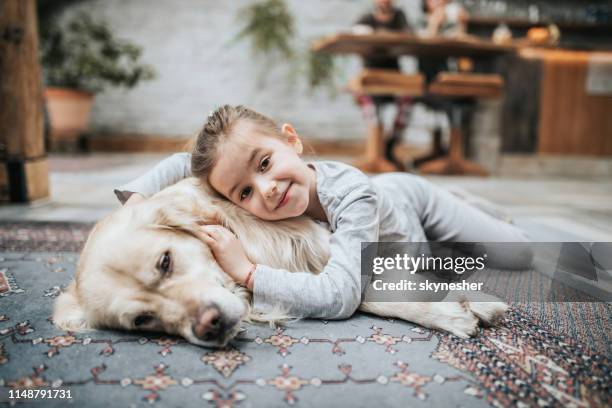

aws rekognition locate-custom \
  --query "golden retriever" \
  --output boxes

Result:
[53,178,508,347]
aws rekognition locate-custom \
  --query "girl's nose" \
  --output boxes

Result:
[264,181,279,199]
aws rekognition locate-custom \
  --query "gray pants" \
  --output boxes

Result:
[374,173,533,270]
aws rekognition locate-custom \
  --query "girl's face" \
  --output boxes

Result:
[207,120,316,221]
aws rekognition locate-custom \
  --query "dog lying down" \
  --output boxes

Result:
[53,178,508,347]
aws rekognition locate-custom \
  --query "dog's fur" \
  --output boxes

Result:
[53,178,508,347]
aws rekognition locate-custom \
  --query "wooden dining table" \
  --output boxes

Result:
[312,33,516,173]
[312,32,516,58]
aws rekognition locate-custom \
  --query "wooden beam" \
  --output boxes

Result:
[0,0,45,158]
[24,158,50,201]
[0,0,48,202]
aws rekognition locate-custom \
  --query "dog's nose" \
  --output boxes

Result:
[193,306,224,342]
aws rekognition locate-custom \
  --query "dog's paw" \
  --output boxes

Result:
[431,303,479,338]
[467,301,508,326]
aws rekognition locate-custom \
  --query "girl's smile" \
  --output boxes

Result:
[275,183,292,210]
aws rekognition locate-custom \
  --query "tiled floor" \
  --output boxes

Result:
[1,153,611,241]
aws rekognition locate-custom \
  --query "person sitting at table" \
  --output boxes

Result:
[412,0,470,168]
[422,0,469,38]
[418,0,471,82]
[352,0,413,170]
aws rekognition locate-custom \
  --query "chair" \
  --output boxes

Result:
[348,69,424,173]
[417,72,504,176]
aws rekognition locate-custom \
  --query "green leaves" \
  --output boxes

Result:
[235,0,296,60]
[234,0,339,93]
[40,12,156,93]
[307,51,336,90]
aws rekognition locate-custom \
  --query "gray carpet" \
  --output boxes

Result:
[0,222,610,407]
[1,252,610,407]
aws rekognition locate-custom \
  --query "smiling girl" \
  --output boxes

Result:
[115,105,532,319]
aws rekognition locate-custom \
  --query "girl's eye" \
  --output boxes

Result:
[260,156,270,172]
[240,186,252,201]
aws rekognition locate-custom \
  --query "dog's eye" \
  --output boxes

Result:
[134,314,154,327]
[158,251,172,275]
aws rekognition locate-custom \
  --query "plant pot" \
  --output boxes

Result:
[44,87,94,151]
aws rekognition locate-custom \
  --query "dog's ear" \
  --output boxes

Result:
[53,282,92,332]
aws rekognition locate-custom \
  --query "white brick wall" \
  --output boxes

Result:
[55,0,426,142]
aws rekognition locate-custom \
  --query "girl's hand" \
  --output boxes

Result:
[198,225,254,289]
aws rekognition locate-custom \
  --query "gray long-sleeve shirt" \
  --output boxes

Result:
[115,154,530,320]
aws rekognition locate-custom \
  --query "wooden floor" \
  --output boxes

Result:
[0,153,610,242]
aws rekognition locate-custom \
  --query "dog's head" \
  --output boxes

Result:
[53,182,248,347]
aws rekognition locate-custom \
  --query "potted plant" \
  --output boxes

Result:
[40,13,155,150]
[234,0,339,92]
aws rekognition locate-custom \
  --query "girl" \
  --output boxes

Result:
[115,105,531,320]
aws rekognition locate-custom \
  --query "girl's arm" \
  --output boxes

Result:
[425,7,445,37]
[255,183,378,320]
[457,7,469,35]
[114,153,192,204]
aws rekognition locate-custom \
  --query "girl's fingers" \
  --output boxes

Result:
[200,225,220,237]
[201,225,234,238]
[200,233,214,243]
[197,232,215,245]
[196,226,217,243]
[198,225,232,245]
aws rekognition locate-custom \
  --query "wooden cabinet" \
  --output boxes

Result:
[534,49,612,156]
[502,48,612,156]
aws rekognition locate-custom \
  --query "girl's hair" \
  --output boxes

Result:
[191,105,281,179]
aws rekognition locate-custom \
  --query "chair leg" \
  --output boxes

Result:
[418,107,488,176]
[418,127,488,176]
[385,132,405,171]
[413,127,447,167]
[448,126,463,162]
[432,127,445,156]
[354,124,398,173]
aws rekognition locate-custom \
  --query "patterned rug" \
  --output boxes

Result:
[0,223,610,407]
[0,222,93,252]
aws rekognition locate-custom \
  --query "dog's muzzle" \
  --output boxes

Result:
[192,304,239,345]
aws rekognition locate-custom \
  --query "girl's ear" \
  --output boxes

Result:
[281,123,303,155]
